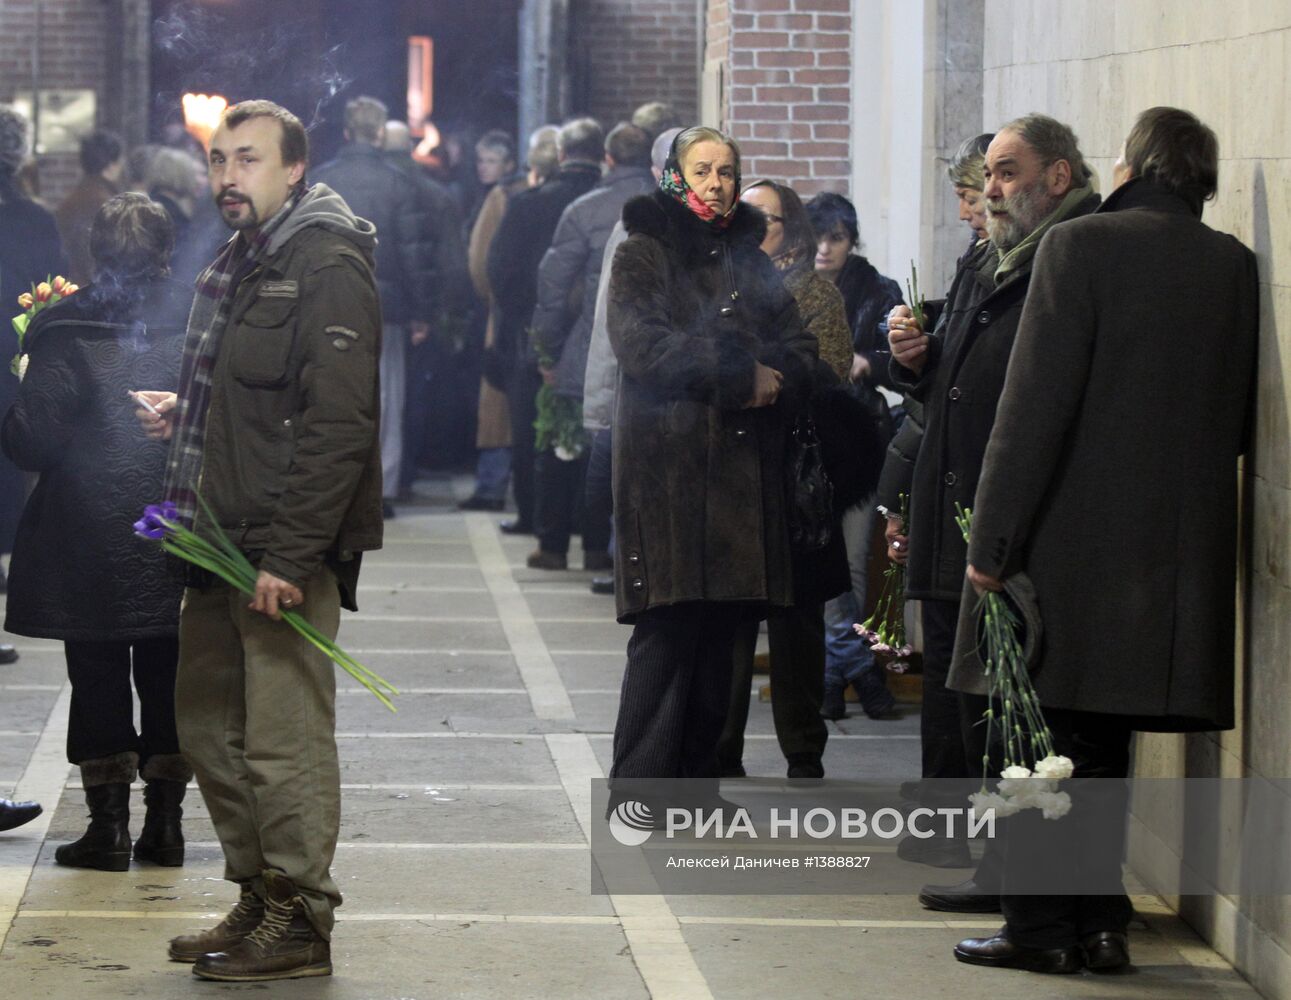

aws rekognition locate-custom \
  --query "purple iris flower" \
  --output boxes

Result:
[134,501,179,540]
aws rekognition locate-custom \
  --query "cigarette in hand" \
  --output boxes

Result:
[129,390,160,416]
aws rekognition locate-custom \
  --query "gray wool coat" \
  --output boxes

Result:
[607,191,817,623]
[956,179,1260,732]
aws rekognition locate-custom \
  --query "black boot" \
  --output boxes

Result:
[134,754,191,867]
[56,752,136,871]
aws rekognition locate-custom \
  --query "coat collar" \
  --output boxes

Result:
[621,189,766,260]
[1098,176,1201,219]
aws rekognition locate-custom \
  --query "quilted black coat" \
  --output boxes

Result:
[1,278,189,641]
[607,191,817,622]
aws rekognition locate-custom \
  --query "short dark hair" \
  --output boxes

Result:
[476,129,516,163]
[745,179,815,264]
[557,117,604,163]
[805,192,859,249]
[606,123,651,169]
[221,100,309,167]
[1123,106,1219,212]
[90,192,174,281]
[80,129,124,176]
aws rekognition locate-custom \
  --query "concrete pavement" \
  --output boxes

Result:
[0,481,1266,998]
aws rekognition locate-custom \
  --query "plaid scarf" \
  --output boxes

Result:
[163,189,301,528]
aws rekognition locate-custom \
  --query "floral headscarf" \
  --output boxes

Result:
[659,128,740,230]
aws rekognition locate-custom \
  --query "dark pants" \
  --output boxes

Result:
[507,359,542,527]
[720,604,828,770]
[920,599,971,792]
[400,339,435,494]
[65,636,181,767]
[534,447,610,556]
[610,603,753,785]
[1001,709,1135,948]
[583,429,614,554]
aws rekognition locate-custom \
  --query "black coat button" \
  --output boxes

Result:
[709,249,720,258]
[944,472,957,486]
[632,579,644,591]
[628,552,640,565]
[948,387,961,401]
[977,310,991,324]
[719,305,734,317]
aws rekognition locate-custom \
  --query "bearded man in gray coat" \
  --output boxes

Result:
[952,108,1259,974]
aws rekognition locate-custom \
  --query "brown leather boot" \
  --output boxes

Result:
[168,884,264,963]
[191,870,331,981]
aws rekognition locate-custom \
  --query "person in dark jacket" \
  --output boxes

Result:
[606,127,816,802]
[718,178,884,780]
[4,194,191,873]
[527,122,655,570]
[805,192,905,721]
[887,114,1100,877]
[0,104,65,662]
[313,96,434,515]
[953,108,1259,976]
[487,119,605,534]
[134,101,382,982]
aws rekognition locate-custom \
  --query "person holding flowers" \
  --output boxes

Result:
[0,104,65,638]
[953,108,1258,975]
[3,193,191,871]
[132,100,382,983]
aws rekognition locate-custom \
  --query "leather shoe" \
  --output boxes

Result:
[954,931,1083,974]
[918,878,1001,913]
[897,834,972,868]
[499,519,533,535]
[0,644,17,665]
[1082,930,1131,971]
[527,550,568,570]
[0,797,41,832]
[457,496,505,512]
[590,576,615,595]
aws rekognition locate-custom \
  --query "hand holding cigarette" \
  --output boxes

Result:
[130,390,178,441]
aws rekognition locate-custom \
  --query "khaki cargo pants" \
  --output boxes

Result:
[176,566,342,938]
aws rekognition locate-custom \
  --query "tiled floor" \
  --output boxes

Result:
[0,479,1266,998]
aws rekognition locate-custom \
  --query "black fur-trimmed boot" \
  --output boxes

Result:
[134,753,192,867]
[55,751,137,871]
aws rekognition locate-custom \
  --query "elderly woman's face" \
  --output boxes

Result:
[682,140,737,217]
[740,185,784,257]
[955,184,988,240]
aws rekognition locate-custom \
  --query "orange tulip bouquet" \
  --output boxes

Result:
[12,275,78,377]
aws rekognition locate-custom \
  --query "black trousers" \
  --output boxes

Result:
[582,429,614,552]
[535,447,611,556]
[1001,709,1135,948]
[65,636,181,767]
[507,359,542,528]
[399,339,435,494]
[719,604,828,770]
[610,603,753,785]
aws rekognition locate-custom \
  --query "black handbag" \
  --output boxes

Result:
[787,411,835,553]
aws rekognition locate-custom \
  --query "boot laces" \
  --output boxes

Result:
[225,892,261,928]
[244,895,295,950]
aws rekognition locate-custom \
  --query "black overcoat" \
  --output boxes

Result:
[958,180,1259,731]
[2,279,188,641]
[607,192,817,622]
[893,192,1100,601]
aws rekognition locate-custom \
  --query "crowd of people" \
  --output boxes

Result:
[0,89,1259,984]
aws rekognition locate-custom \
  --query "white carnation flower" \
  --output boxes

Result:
[16,355,28,381]
[999,764,1032,780]
[1034,755,1074,781]
[969,790,1021,818]
[1034,789,1073,820]
[554,445,579,461]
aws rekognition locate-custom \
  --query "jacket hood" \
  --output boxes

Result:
[622,189,767,256]
[267,182,378,261]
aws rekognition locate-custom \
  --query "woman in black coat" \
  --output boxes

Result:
[606,128,816,803]
[3,193,191,871]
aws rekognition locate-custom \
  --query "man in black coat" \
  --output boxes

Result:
[953,108,1259,976]
[886,114,1100,890]
[313,96,435,514]
[487,118,605,533]
[527,123,655,570]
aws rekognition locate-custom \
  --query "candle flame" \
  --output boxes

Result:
[182,93,228,151]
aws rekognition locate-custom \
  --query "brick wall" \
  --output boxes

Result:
[0,0,111,203]
[709,0,851,198]
[576,0,699,129]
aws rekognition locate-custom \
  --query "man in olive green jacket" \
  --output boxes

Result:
[135,100,381,983]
